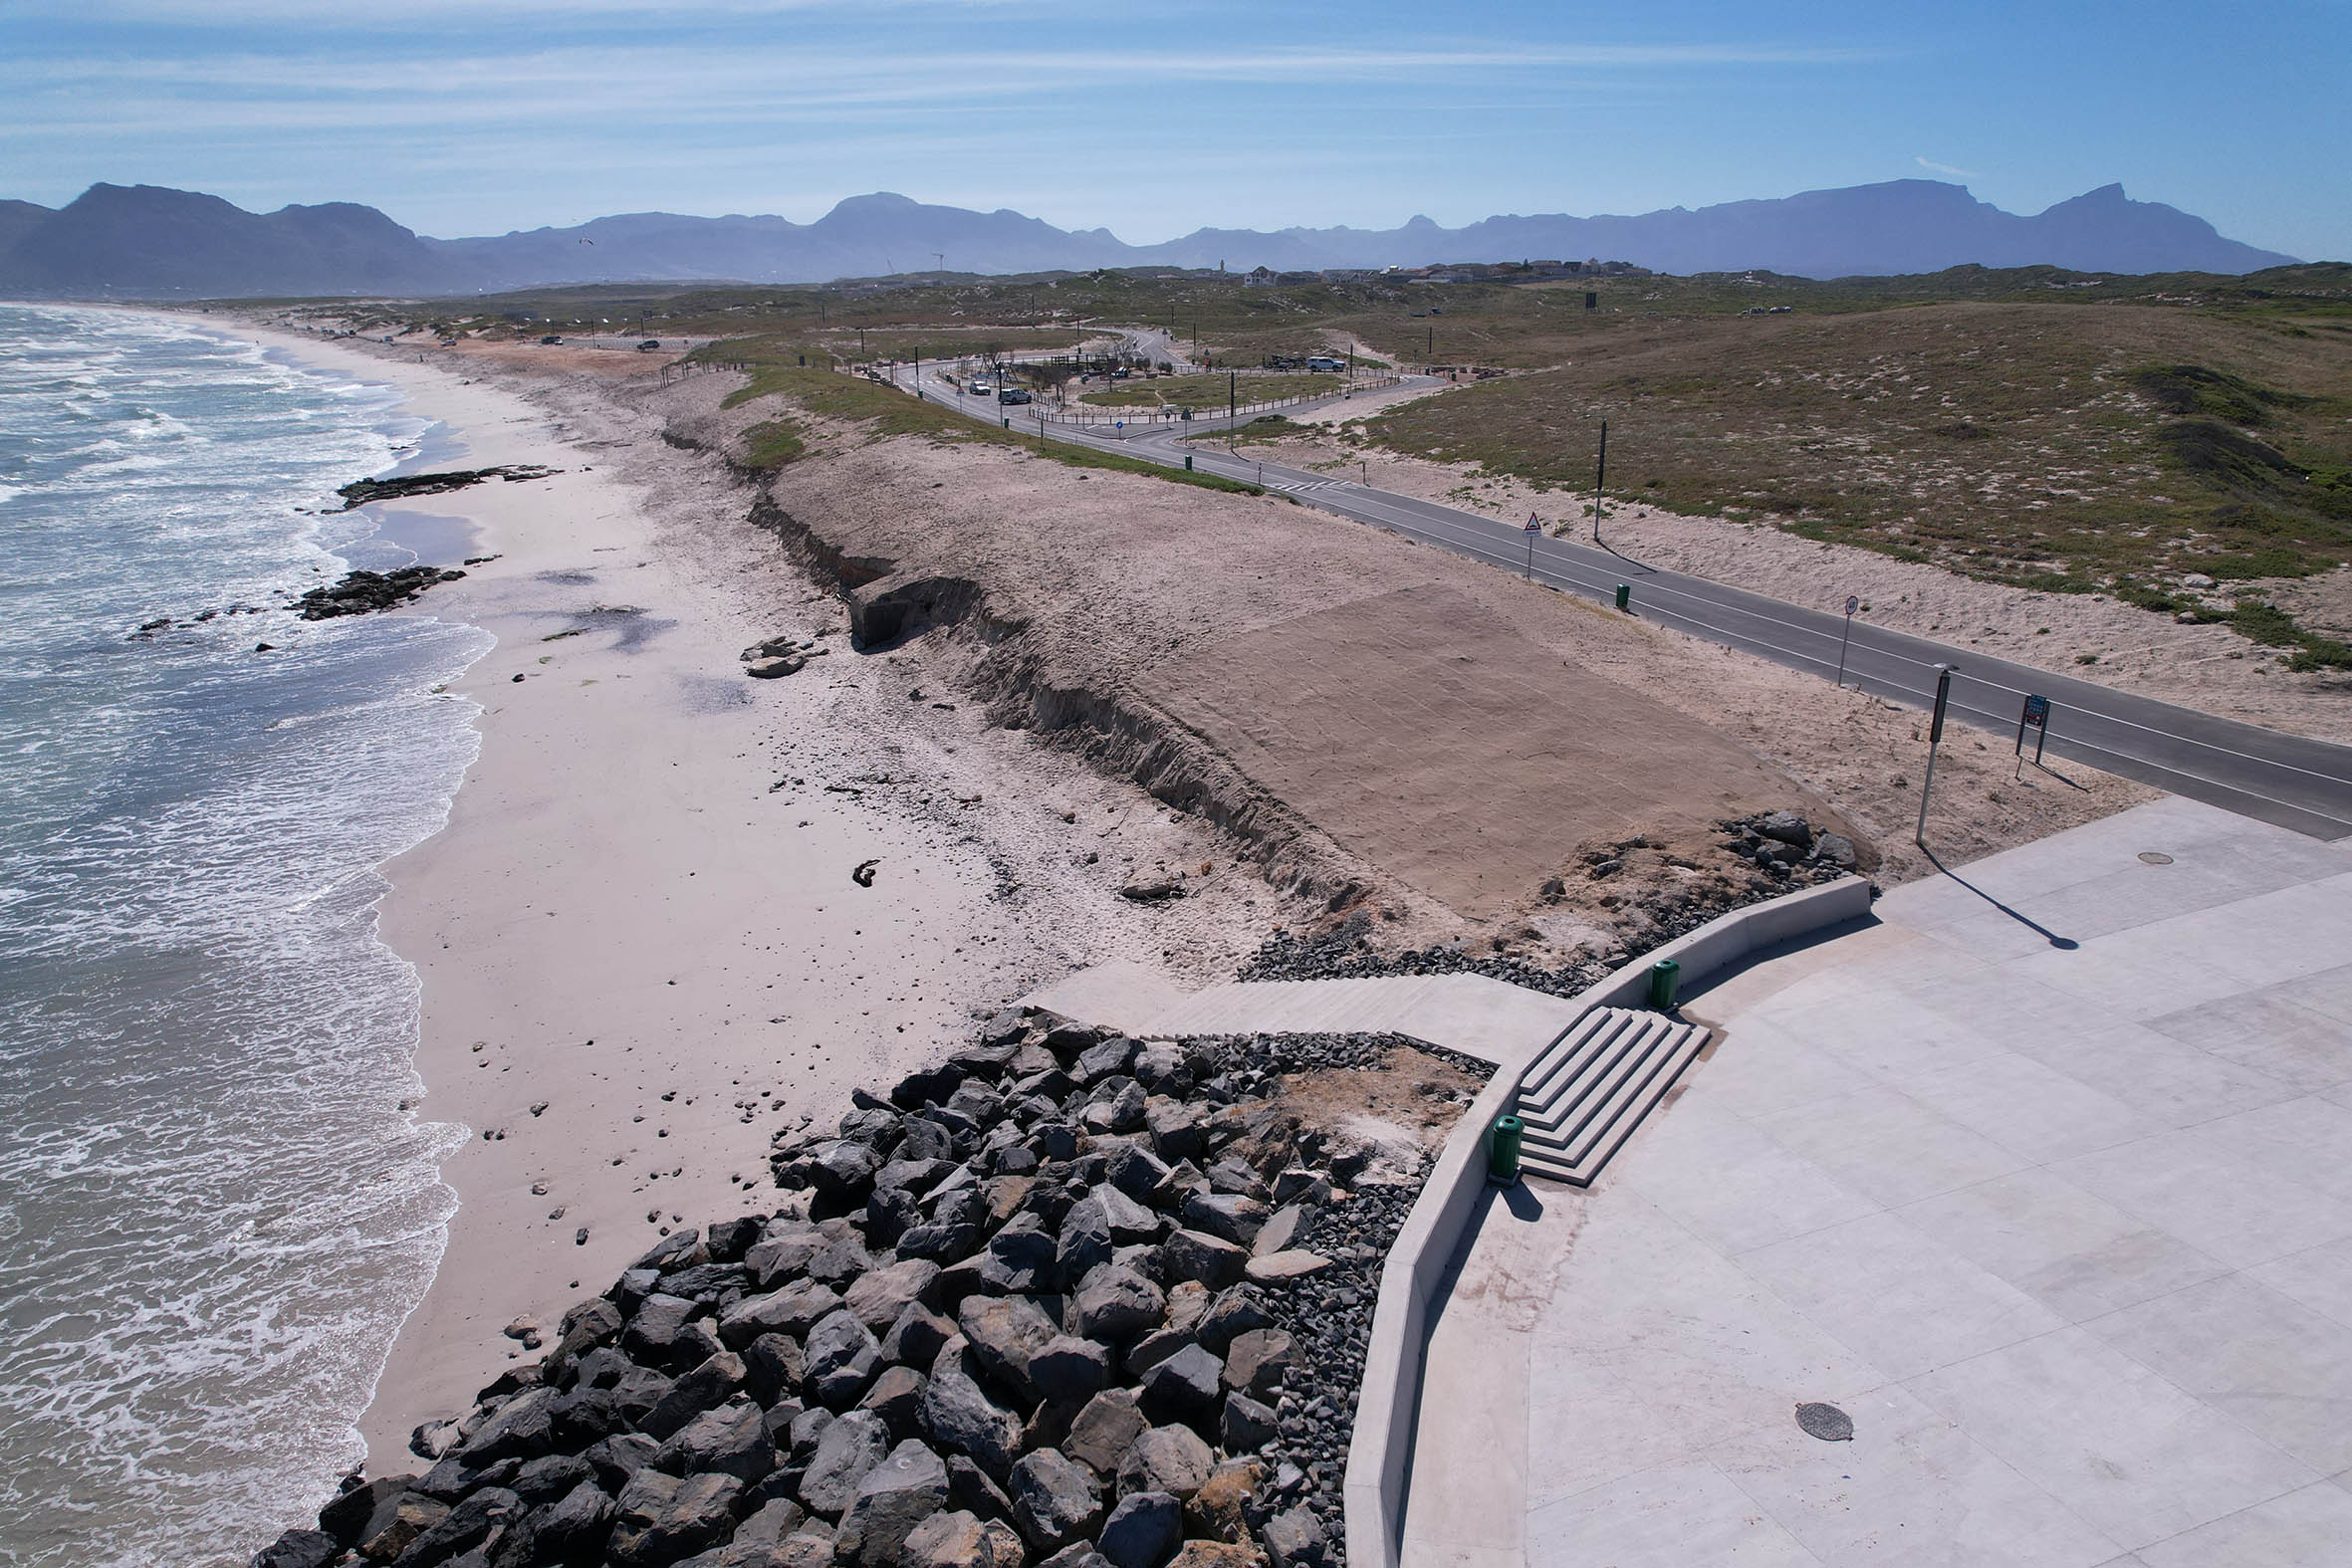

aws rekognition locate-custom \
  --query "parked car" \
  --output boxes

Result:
[968,381,993,397]
[637,339,661,350]
[539,335,563,344]
[1306,355,1345,372]
[999,387,1034,405]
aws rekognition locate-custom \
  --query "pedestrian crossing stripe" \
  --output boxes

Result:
[1268,478,1348,493]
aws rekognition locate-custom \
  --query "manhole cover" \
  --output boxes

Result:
[1795,1402,1853,1442]
[2138,851,2175,865]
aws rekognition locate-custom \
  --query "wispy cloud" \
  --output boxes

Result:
[1915,155,1977,179]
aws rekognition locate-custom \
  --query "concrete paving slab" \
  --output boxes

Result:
[1903,1328,2316,1551]
[1752,1085,2033,1209]
[1524,1461,1822,1568]
[2084,1273,2352,1474]
[2246,1237,2352,1330]
[1741,1212,2066,1381]
[1402,797,2352,1568]
[2134,1480,2352,1568]
[1707,1384,2123,1568]
[1896,1049,2155,1163]
[2050,1129,2352,1270]
[1894,1168,2230,1323]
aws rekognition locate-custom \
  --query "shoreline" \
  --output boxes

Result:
[206,319,1280,1494]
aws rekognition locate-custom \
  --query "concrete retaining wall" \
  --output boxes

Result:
[1342,875,1875,1568]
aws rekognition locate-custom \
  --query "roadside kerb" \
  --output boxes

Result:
[1341,873,1875,1568]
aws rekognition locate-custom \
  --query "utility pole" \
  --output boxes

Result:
[1916,665,1955,848]
[1592,419,1608,546]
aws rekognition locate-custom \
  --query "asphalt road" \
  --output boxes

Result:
[881,360,2352,841]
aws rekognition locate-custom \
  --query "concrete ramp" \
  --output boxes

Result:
[1023,967,1579,1070]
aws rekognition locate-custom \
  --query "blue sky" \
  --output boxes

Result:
[2,1,2344,259]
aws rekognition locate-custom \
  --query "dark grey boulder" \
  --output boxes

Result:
[808,1140,883,1202]
[1073,1037,1137,1085]
[1220,1391,1278,1454]
[1195,1287,1273,1353]
[798,1409,890,1517]
[945,1455,1016,1524]
[1220,1329,1292,1396]
[1056,1196,1114,1285]
[899,1509,1025,1568]
[319,1474,414,1546]
[804,1309,883,1409]
[1090,1185,1161,1243]
[513,1478,613,1566]
[249,1528,338,1568]
[1138,1344,1223,1414]
[513,1453,593,1505]
[831,1440,949,1566]
[1062,1389,1148,1476]
[842,1259,942,1332]
[747,1223,828,1288]
[1262,1506,1329,1568]
[1179,1194,1267,1248]
[1071,1264,1164,1344]
[457,1386,559,1465]
[1007,1450,1103,1550]
[1159,1231,1247,1291]
[1028,1336,1110,1406]
[854,1365,927,1442]
[721,1279,843,1350]
[880,1303,957,1368]
[608,1471,742,1568]
[1096,1490,1182,1568]
[662,1398,775,1484]
[624,1293,703,1366]
[1114,1427,1212,1500]
[643,1351,749,1441]
[745,1334,807,1406]
[918,1344,1024,1478]
[956,1294,1058,1400]
[388,1483,521,1568]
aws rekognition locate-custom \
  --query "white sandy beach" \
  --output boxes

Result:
[225,325,1278,1477]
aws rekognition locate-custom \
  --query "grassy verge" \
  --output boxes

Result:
[741,418,807,470]
[716,358,1266,497]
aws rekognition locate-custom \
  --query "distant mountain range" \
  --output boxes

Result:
[0,179,2299,300]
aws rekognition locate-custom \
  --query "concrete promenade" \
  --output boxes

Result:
[1404,794,2352,1568]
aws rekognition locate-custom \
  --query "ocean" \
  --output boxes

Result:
[0,306,491,1566]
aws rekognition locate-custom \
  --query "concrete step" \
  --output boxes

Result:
[1513,1007,1709,1187]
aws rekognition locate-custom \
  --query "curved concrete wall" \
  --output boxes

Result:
[1342,874,1875,1568]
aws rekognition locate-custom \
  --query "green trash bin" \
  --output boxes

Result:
[1489,1115,1524,1184]
[1615,583,1632,612]
[1648,958,1681,1010]
[1185,454,1194,471]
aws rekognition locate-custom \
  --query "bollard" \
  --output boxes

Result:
[1488,1115,1524,1184]
[1648,958,1681,1010]
[1615,583,1631,612]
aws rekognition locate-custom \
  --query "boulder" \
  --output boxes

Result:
[957,1295,1059,1400]
[320,1475,415,1547]
[357,1490,449,1561]
[1096,1491,1181,1568]
[1813,832,1859,869]
[1007,1451,1103,1550]
[1159,1231,1247,1291]
[456,1387,559,1465]
[1194,1289,1272,1354]
[747,1334,808,1407]
[1089,1186,1161,1243]
[723,1280,845,1350]
[1072,1037,1137,1085]
[899,1510,1027,1568]
[832,1440,949,1566]
[1070,1265,1164,1344]
[1027,1336,1110,1407]
[389,1484,522,1567]
[844,1260,943,1332]
[1098,1146,1173,1207]
[1138,1344,1223,1415]
[643,1351,749,1441]
[1248,1206,1308,1259]
[748,1223,829,1287]
[1114,1428,1212,1501]
[609,1471,742,1568]
[805,1309,884,1409]
[736,1498,809,1545]
[1178,1195,1266,1249]
[517,1477,616,1564]
[250,1529,338,1568]
[1081,1082,1147,1136]
[799,1410,891,1517]
[856,1365,927,1441]
[1142,1100,1206,1162]
[663,1398,775,1484]
[1061,1389,1148,1476]
[1220,1331,1291,1397]
[919,1344,1024,1478]
[980,1216,1058,1293]
[880,1304,958,1368]
[625,1293,705,1366]
[1242,1252,1329,1285]
[1260,1508,1327,1568]
[946,1455,1018,1525]
[1757,810,1812,848]
[1219,1393,1277,1455]
[1055,1197,1114,1286]
[808,1141,884,1202]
